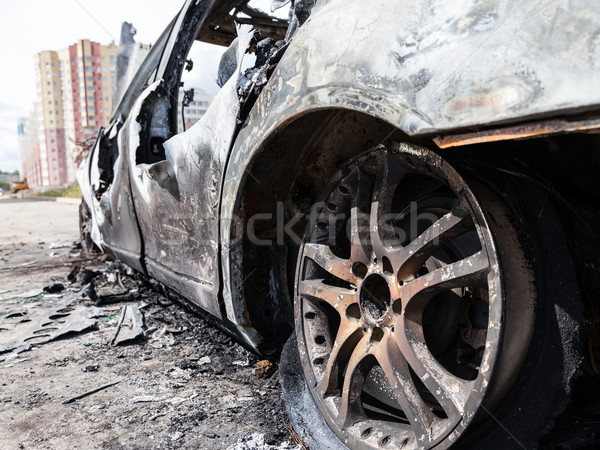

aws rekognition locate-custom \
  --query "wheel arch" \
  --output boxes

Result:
[220,100,425,353]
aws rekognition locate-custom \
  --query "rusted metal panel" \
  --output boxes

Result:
[434,116,600,148]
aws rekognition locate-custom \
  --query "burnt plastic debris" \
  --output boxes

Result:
[43,283,65,294]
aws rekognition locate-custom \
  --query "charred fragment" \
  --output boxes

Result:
[0,305,103,354]
[284,0,317,40]
[237,38,288,121]
[135,85,171,165]
[95,126,120,198]
[114,22,151,110]
[111,304,146,345]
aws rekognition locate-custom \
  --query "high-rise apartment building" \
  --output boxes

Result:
[17,109,42,186]
[177,88,214,134]
[19,39,118,187]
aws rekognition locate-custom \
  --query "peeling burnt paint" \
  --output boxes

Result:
[284,0,317,41]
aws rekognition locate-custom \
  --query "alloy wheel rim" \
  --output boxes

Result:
[295,144,504,449]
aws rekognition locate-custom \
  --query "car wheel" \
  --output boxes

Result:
[287,142,582,449]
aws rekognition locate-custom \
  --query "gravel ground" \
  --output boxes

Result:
[0,198,299,449]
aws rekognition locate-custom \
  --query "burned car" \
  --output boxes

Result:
[78,0,600,448]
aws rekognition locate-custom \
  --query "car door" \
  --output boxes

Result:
[126,0,280,318]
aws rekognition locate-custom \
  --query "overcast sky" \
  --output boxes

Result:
[0,0,185,172]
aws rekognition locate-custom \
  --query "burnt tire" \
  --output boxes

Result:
[281,142,583,449]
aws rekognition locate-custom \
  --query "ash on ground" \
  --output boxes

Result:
[0,245,299,449]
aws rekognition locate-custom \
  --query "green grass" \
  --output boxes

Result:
[35,184,82,199]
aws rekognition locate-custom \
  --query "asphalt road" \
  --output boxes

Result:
[0,198,79,245]
[0,198,81,293]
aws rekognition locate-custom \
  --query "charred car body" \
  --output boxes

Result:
[78,0,600,448]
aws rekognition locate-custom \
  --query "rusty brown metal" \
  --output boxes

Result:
[434,116,600,149]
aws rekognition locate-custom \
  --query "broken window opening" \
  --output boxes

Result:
[136,88,170,165]
[137,0,298,159]
[112,15,176,124]
[176,40,222,134]
[95,126,120,199]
